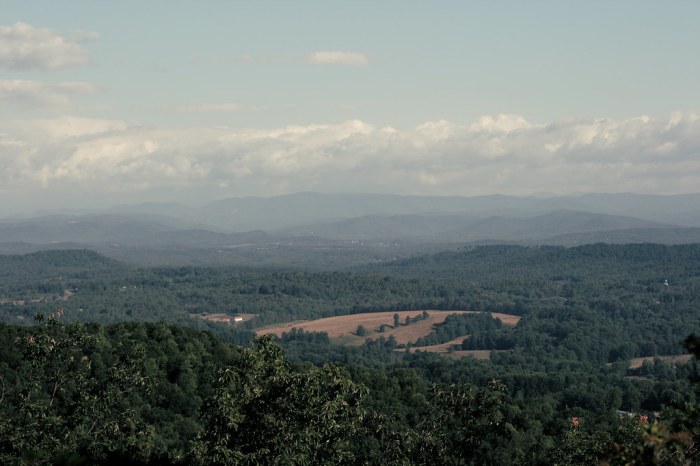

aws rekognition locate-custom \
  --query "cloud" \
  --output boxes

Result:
[469,114,533,133]
[0,22,95,70]
[0,80,98,108]
[12,115,127,139]
[305,51,368,66]
[1,113,699,210]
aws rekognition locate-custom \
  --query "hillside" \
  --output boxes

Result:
[0,249,125,283]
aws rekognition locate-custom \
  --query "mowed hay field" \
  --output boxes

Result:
[257,310,520,346]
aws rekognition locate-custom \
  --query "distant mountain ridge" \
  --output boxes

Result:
[1,192,699,267]
[110,191,700,231]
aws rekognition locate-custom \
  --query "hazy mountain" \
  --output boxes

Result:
[280,210,672,243]
[42,192,700,233]
[432,210,673,243]
[574,193,700,226]
[1,192,699,267]
[539,227,700,246]
[282,214,482,240]
[193,192,700,232]
[0,214,189,245]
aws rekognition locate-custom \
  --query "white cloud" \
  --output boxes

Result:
[305,51,368,66]
[0,80,98,108]
[469,114,533,133]
[0,22,96,70]
[1,113,699,209]
[12,115,127,139]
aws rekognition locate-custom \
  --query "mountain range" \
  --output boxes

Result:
[2,192,699,267]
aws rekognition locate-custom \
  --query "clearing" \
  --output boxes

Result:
[192,312,257,324]
[627,354,693,368]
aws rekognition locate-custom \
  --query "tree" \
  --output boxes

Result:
[356,325,368,337]
[0,315,155,465]
[192,335,368,465]
[394,313,400,328]
[413,379,512,465]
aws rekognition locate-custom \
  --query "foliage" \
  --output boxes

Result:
[191,335,368,465]
[0,315,154,465]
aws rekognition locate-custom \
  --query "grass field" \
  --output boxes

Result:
[257,310,520,346]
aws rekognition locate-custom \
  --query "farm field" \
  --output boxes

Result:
[257,310,520,346]
[627,354,693,368]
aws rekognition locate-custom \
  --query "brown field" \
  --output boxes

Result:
[627,354,693,369]
[256,310,520,346]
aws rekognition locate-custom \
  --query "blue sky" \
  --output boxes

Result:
[1,1,699,212]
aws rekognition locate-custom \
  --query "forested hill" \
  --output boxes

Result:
[0,249,126,283]
[367,243,700,280]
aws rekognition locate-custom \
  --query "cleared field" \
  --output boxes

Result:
[257,310,519,346]
[192,312,257,324]
[627,354,693,368]
[400,337,496,360]
[403,335,469,353]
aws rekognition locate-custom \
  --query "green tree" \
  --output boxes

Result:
[192,335,368,466]
[413,379,512,465]
[0,315,155,465]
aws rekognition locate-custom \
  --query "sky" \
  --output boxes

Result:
[1,0,699,214]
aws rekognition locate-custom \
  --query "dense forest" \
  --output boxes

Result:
[1,244,699,464]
